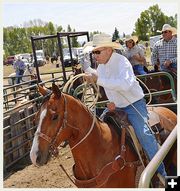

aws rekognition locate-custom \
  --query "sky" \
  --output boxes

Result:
[2,0,178,36]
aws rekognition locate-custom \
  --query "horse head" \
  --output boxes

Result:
[30,83,78,166]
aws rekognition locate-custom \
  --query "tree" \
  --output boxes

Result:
[112,27,119,41]
[67,24,72,32]
[167,14,177,27]
[45,22,57,56]
[133,4,177,41]
[23,19,48,28]
[3,27,32,56]
[71,29,80,47]
[89,31,101,41]
[57,25,63,32]
[3,22,104,58]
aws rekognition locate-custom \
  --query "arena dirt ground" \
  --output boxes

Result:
[4,145,163,189]
[3,146,75,188]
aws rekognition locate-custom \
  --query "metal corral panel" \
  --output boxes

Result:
[3,104,38,174]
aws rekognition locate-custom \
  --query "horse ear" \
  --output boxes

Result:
[52,83,61,98]
[38,85,49,96]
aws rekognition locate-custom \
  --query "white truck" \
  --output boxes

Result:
[150,35,162,50]
[34,50,46,66]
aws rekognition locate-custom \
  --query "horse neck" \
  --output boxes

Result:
[65,95,120,179]
[66,95,97,144]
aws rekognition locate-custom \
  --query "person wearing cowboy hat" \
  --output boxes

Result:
[84,33,167,182]
[79,41,97,73]
[123,35,147,75]
[151,24,177,72]
[81,38,124,73]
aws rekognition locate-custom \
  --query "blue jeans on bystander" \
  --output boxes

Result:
[133,65,147,75]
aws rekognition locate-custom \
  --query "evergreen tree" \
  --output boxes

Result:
[112,27,119,41]
[71,29,80,47]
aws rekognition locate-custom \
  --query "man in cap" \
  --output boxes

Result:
[84,33,167,183]
[13,56,26,84]
[151,24,177,72]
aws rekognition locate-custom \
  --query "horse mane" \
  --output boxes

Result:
[70,93,104,124]
[64,92,98,118]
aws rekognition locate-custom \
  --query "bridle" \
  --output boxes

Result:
[35,93,96,156]
[35,93,69,156]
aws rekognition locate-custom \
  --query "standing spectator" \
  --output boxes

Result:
[123,35,147,75]
[13,56,26,84]
[80,41,97,73]
[113,39,124,55]
[151,24,177,72]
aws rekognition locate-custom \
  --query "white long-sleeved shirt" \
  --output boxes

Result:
[96,52,144,108]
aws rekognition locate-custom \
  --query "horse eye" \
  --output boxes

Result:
[52,114,58,120]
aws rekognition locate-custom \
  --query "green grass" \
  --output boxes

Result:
[3,63,72,77]
[3,65,14,77]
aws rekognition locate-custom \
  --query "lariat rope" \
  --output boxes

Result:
[70,105,97,151]
[62,72,155,134]
[56,97,97,185]
[58,71,176,186]
[62,73,100,110]
[58,72,157,184]
[58,94,97,157]
[136,77,152,105]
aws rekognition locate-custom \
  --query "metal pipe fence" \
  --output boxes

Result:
[138,126,177,188]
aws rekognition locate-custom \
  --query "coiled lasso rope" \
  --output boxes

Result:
[62,73,100,110]
[63,73,153,109]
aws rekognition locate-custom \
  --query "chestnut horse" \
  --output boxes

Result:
[30,83,177,188]
[137,71,177,105]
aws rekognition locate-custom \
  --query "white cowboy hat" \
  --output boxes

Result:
[161,24,177,35]
[83,41,93,53]
[124,35,138,43]
[83,33,121,53]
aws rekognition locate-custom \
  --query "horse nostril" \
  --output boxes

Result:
[36,152,41,164]
[36,151,49,165]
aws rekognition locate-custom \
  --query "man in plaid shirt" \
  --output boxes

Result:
[151,24,177,72]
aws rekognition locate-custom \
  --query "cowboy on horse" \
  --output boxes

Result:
[83,33,167,181]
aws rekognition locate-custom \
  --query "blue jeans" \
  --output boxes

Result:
[133,65,147,75]
[101,99,167,177]
[16,70,24,84]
